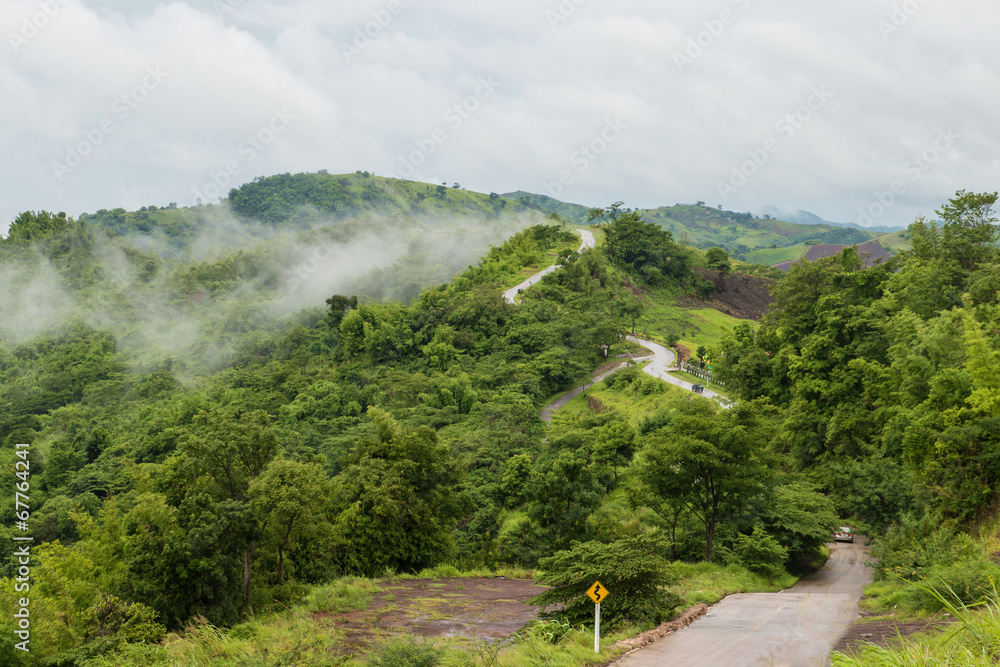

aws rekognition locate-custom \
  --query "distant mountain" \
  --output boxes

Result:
[760,206,905,234]
[504,192,886,261]
[501,191,593,223]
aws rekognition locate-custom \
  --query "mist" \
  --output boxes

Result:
[0,202,552,376]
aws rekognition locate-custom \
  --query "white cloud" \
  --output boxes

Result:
[2,0,999,234]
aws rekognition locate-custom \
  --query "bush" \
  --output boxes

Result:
[518,618,574,644]
[531,535,680,630]
[732,526,788,578]
[365,638,445,667]
[902,558,1000,611]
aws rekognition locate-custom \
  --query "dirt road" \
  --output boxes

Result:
[613,540,872,667]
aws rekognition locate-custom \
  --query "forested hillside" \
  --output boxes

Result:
[507,192,893,262]
[1,181,998,666]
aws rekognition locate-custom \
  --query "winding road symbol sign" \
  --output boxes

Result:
[587,581,609,605]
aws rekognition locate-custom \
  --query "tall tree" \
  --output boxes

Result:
[637,401,776,562]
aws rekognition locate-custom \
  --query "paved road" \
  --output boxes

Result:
[613,540,872,667]
[502,229,596,304]
[627,335,729,406]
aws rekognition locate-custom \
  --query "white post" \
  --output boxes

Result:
[595,602,601,653]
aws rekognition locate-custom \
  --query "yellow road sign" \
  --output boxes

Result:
[587,580,609,605]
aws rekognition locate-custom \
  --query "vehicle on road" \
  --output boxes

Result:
[834,526,854,543]
[691,384,704,393]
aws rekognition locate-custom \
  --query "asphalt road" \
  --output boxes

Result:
[613,539,872,667]
[626,335,729,406]
[502,229,596,304]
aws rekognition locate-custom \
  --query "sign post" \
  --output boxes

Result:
[586,580,609,653]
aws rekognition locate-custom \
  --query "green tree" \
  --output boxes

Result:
[330,407,468,576]
[531,535,679,630]
[172,407,280,607]
[706,246,731,280]
[324,294,358,330]
[248,458,330,586]
[637,401,776,562]
[938,190,999,273]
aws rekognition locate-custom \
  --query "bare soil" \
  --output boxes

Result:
[832,609,951,656]
[690,268,775,320]
[315,577,548,657]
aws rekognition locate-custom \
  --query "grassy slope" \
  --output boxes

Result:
[503,191,593,223]
[625,275,752,353]
[873,229,911,253]
[745,243,810,265]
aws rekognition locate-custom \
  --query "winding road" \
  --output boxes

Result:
[503,228,729,416]
[613,539,872,667]
[502,229,596,304]
[509,229,864,665]
[626,335,728,405]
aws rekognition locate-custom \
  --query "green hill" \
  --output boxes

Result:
[502,191,594,223]
[503,196,882,261]
[77,172,552,246]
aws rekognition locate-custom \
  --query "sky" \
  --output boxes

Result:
[2,0,999,235]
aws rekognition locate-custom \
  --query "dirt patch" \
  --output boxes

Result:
[592,360,624,375]
[690,268,775,320]
[588,396,607,413]
[611,604,709,656]
[316,577,548,657]
[621,278,649,303]
[832,612,951,656]
[675,343,691,365]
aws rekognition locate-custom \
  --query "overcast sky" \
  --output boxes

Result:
[2,0,998,235]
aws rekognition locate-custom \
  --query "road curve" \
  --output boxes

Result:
[613,540,872,667]
[502,229,596,304]
[626,335,729,406]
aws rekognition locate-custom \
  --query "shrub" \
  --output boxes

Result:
[531,535,680,630]
[365,638,445,667]
[732,526,788,578]
[902,558,1000,611]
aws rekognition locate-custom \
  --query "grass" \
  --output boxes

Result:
[676,308,750,353]
[548,366,691,428]
[304,578,380,614]
[831,588,1000,666]
[745,243,809,265]
[666,562,797,607]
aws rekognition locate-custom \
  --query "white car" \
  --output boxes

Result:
[834,527,854,543]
